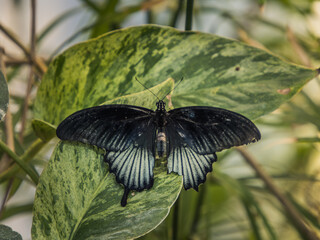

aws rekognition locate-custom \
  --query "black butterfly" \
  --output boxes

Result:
[56,100,260,206]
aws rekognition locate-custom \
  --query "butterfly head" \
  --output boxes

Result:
[156,100,166,112]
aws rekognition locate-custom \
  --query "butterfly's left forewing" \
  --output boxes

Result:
[166,106,261,190]
[56,105,157,205]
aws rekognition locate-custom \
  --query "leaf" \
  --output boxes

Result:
[34,25,317,126]
[0,71,9,121]
[102,77,174,106]
[287,194,320,230]
[32,119,57,142]
[242,201,262,240]
[32,25,317,239]
[215,171,277,240]
[0,224,22,240]
[32,142,182,240]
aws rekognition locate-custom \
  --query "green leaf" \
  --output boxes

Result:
[34,25,317,126]
[32,25,317,239]
[242,201,262,240]
[0,224,22,240]
[102,77,174,106]
[32,142,182,240]
[32,119,57,142]
[215,171,277,240]
[287,194,320,230]
[0,71,9,121]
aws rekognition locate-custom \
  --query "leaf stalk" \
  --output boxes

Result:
[0,139,39,185]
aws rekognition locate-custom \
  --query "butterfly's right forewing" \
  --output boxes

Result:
[57,105,153,151]
[56,105,157,204]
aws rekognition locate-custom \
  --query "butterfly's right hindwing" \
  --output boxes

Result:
[105,118,156,192]
[56,105,157,194]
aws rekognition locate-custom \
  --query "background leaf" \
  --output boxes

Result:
[31,119,56,142]
[32,142,182,240]
[0,71,9,121]
[0,224,22,240]
[34,25,317,126]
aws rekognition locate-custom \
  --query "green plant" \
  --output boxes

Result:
[1,1,320,239]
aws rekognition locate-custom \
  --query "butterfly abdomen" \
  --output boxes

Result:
[156,128,167,158]
[154,101,169,158]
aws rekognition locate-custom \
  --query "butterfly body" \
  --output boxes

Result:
[156,129,167,158]
[57,100,261,206]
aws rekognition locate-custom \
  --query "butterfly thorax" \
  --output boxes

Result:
[154,100,167,127]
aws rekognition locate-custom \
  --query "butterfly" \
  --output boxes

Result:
[56,100,261,206]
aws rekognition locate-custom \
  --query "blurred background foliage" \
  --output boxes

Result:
[0,0,320,239]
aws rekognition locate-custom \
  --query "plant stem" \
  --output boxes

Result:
[0,139,39,185]
[237,147,320,240]
[144,0,154,24]
[0,203,34,221]
[185,0,194,31]
[22,138,47,162]
[296,137,320,143]
[4,59,30,66]
[190,185,206,236]
[19,0,37,143]
[0,179,13,219]
[0,138,46,183]
[146,8,154,24]
[172,196,180,240]
[0,24,47,74]
[170,0,184,27]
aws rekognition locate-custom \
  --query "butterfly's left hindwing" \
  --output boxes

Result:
[56,105,157,200]
[166,120,217,191]
[166,106,261,190]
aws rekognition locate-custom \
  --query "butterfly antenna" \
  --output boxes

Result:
[161,77,184,101]
[135,77,160,101]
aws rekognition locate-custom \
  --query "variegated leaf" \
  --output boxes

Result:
[32,142,182,240]
[34,25,317,125]
[32,25,318,240]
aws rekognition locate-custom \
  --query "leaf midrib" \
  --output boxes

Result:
[69,171,111,240]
